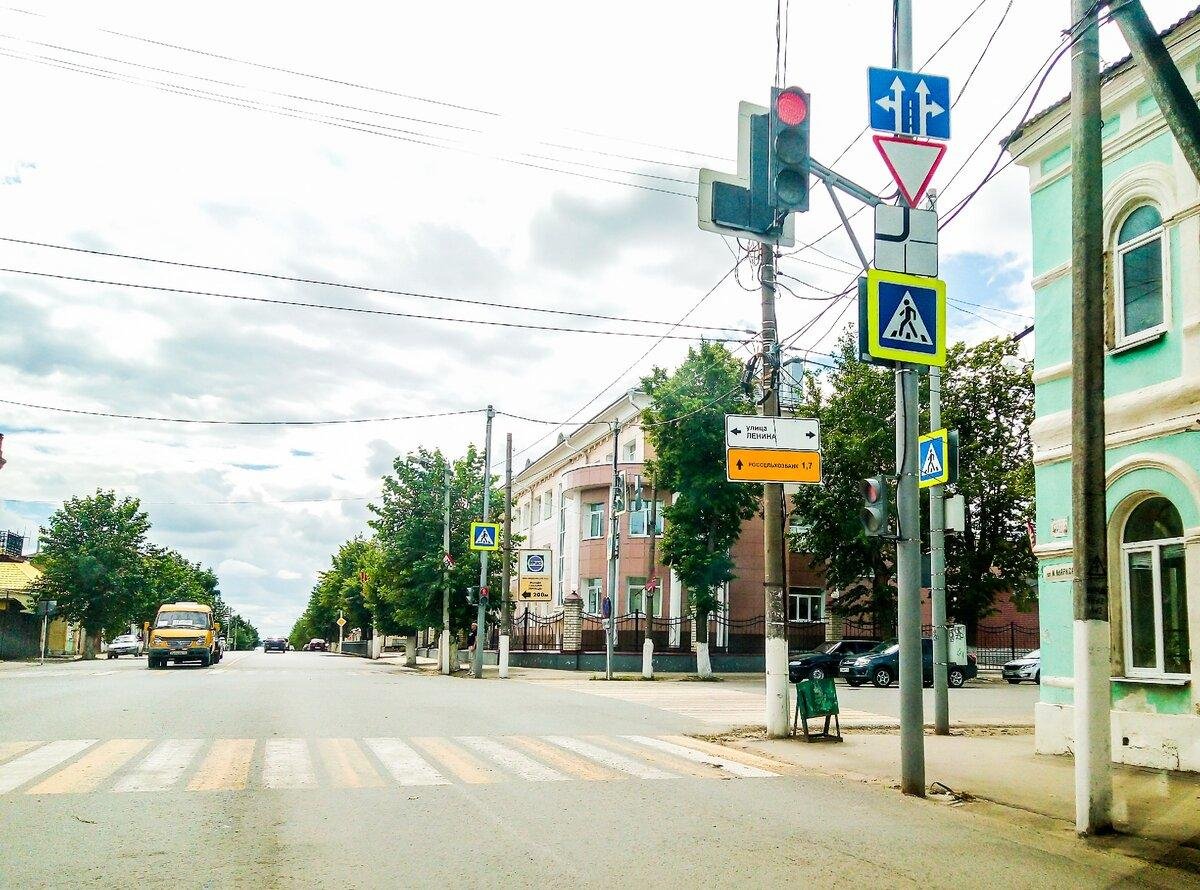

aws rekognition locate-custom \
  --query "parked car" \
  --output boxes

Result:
[839,640,893,681]
[263,637,287,653]
[788,639,879,682]
[844,638,977,688]
[1002,649,1040,684]
[106,633,142,658]
[308,638,327,652]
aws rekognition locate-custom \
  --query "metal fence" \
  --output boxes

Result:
[579,613,692,653]
[490,609,564,652]
[971,622,1039,669]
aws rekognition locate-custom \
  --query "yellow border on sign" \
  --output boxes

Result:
[918,428,950,489]
[866,268,946,367]
[469,521,500,551]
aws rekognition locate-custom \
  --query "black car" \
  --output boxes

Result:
[263,637,287,653]
[843,638,978,688]
[788,639,879,682]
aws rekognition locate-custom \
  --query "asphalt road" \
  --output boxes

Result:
[0,652,1190,888]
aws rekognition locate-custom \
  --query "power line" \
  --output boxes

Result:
[0,267,750,341]
[0,236,751,335]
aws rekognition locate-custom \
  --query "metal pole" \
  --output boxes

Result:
[472,405,495,679]
[892,0,925,797]
[338,609,344,654]
[39,613,47,666]
[642,485,658,679]
[760,243,789,738]
[499,433,513,679]
[605,421,620,680]
[441,465,452,675]
[1070,0,1112,836]
[930,363,949,735]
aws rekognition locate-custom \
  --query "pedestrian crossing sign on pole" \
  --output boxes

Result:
[469,521,500,551]
[918,428,956,489]
[865,268,946,366]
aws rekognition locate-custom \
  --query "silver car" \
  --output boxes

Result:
[1002,649,1040,684]
[106,633,143,659]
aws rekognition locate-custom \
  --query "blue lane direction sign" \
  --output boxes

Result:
[868,67,951,140]
[470,521,500,551]
[919,429,950,489]
[865,269,946,366]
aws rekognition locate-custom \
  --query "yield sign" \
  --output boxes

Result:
[873,134,946,208]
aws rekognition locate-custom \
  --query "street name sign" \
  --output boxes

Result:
[873,135,945,209]
[727,448,821,484]
[518,548,552,601]
[918,428,949,488]
[864,268,946,366]
[868,67,951,140]
[725,414,820,451]
[469,521,500,551]
[874,204,937,277]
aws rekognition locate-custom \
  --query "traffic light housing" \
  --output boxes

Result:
[860,477,889,537]
[769,86,810,214]
[466,586,480,605]
[613,471,627,516]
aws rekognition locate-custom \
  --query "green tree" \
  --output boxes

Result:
[642,342,760,676]
[139,547,220,629]
[31,490,151,659]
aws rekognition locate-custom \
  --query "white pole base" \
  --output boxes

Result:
[695,640,712,678]
[765,635,790,738]
[1074,618,1113,835]
[499,635,510,679]
[642,638,654,679]
[439,631,450,675]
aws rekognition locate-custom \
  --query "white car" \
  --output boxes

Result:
[106,633,143,658]
[1002,649,1040,684]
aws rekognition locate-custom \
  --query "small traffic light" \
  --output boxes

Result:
[466,586,480,605]
[613,471,627,516]
[769,86,811,214]
[860,477,889,537]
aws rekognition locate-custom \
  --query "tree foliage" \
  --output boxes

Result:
[641,342,760,642]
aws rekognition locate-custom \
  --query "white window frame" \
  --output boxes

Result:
[541,492,552,522]
[1113,205,1170,350]
[786,588,824,623]
[1121,535,1189,679]
[623,439,637,462]
[585,578,603,615]
[628,500,665,538]
[584,502,605,539]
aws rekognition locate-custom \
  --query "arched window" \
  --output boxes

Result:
[1115,204,1166,344]
[1122,496,1189,677]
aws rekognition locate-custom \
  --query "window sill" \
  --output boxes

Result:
[1109,328,1165,356]
[1111,675,1190,687]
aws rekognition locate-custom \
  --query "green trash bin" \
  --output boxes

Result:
[793,676,842,742]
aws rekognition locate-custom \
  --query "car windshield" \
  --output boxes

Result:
[155,611,210,629]
[1024,649,1040,659]
[112,635,134,644]
[860,640,894,656]
[813,641,837,654]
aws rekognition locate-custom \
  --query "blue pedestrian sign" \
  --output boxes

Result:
[919,429,950,489]
[469,521,500,551]
[868,67,951,140]
[864,269,946,366]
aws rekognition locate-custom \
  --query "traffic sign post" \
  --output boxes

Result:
[725,414,821,485]
[517,548,553,602]
[864,269,946,366]
[469,521,500,551]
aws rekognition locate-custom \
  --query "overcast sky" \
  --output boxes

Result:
[0,1,1191,636]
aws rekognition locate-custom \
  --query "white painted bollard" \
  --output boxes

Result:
[499,634,510,679]
[642,637,654,679]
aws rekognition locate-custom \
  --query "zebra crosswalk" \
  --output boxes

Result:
[0,734,782,796]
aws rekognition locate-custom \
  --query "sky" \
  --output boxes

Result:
[0,1,1193,636]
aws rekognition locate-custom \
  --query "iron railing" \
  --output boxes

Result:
[489,609,564,652]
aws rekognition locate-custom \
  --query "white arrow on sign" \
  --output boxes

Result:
[875,75,904,133]
[873,134,946,209]
[913,79,945,137]
[725,414,820,451]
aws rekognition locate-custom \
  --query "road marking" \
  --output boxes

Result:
[504,736,618,781]
[364,738,448,786]
[543,735,676,780]
[410,737,499,785]
[261,739,316,789]
[656,735,797,774]
[114,738,205,792]
[317,738,384,789]
[457,736,568,782]
[27,738,150,794]
[593,735,717,779]
[0,740,97,793]
[623,735,777,778]
[188,739,255,791]
[0,741,40,763]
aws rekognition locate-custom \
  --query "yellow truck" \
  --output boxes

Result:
[145,601,222,669]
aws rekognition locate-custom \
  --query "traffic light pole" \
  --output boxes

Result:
[472,405,495,679]
[893,0,926,797]
[760,244,790,738]
[605,421,620,680]
[441,465,452,675]
[930,363,949,735]
[499,432,513,679]
[642,485,658,680]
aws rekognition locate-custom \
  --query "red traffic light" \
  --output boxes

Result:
[861,479,881,503]
[776,89,808,126]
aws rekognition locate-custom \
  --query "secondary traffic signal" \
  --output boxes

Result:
[769,86,811,214]
[466,586,480,605]
[613,471,627,516]
[860,477,889,537]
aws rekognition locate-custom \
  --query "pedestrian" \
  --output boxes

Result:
[467,622,478,661]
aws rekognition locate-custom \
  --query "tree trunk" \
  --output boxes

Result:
[694,608,712,678]
[404,634,417,668]
[82,628,100,660]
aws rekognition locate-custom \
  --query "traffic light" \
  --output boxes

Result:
[466,586,480,605]
[769,86,810,214]
[613,471,627,516]
[860,477,889,537]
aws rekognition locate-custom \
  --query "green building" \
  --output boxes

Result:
[1005,9,1200,771]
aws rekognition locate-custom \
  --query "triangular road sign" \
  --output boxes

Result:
[882,290,933,345]
[873,135,946,208]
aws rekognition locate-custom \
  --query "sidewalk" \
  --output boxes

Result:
[724,727,1200,850]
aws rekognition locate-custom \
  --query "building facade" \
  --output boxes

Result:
[1007,10,1200,771]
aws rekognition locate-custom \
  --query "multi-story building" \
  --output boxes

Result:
[1005,9,1200,771]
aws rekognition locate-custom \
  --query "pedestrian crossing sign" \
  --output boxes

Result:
[865,268,946,366]
[918,428,951,489]
[469,521,500,551]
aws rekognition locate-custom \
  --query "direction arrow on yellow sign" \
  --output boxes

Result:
[726,448,821,484]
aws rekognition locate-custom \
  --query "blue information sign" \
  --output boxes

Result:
[868,67,951,140]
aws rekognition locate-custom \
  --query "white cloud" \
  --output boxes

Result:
[218,559,269,578]
[276,569,303,581]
